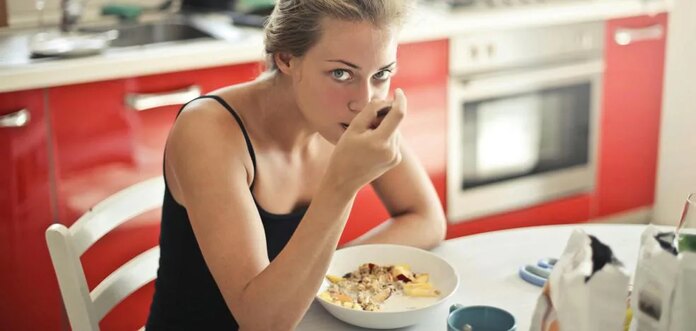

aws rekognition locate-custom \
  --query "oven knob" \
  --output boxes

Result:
[487,44,496,58]
[470,46,479,60]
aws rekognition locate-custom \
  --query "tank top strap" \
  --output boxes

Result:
[182,95,258,189]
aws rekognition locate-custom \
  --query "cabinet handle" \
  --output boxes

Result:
[125,85,202,111]
[614,24,664,46]
[0,108,31,128]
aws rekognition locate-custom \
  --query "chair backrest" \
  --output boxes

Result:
[46,176,165,331]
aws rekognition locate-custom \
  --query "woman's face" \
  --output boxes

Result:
[286,18,398,144]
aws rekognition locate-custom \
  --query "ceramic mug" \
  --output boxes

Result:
[447,304,516,331]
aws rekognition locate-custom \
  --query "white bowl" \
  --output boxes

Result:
[315,244,459,329]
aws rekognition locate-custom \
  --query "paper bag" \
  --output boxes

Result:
[530,229,631,331]
[630,225,696,331]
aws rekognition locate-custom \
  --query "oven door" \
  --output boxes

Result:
[447,60,604,222]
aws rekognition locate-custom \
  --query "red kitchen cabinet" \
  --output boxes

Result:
[594,13,668,217]
[340,39,449,243]
[47,62,260,330]
[0,89,63,330]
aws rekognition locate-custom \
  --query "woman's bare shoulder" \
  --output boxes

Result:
[172,97,243,144]
[172,79,258,144]
[165,90,256,189]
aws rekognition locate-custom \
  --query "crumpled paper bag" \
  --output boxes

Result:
[629,225,696,331]
[530,229,631,331]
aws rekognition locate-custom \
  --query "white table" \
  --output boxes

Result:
[297,223,663,330]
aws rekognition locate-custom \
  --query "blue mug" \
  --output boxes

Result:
[447,304,516,331]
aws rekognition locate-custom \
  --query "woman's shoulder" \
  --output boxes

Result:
[166,85,257,158]
[164,86,257,207]
[179,83,248,117]
[175,82,255,133]
[174,99,240,140]
[165,86,257,187]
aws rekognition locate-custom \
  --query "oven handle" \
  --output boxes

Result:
[452,60,604,102]
[614,24,664,46]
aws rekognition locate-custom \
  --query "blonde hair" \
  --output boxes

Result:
[263,0,412,71]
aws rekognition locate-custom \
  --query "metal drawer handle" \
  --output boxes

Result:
[614,24,664,46]
[0,108,31,128]
[125,85,202,111]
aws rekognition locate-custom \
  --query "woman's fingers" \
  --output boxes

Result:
[348,100,392,133]
[374,88,406,139]
[346,88,407,138]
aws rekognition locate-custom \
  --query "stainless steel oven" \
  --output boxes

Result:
[447,21,605,222]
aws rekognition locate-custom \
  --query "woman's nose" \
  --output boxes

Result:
[347,81,374,113]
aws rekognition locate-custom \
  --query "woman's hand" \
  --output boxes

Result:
[325,88,408,194]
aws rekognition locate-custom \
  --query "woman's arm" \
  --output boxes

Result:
[166,95,404,330]
[342,142,447,250]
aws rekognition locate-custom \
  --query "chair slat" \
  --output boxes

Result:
[71,177,164,255]
[91,246,160,320]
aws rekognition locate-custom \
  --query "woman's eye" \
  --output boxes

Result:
[373,70,392,81]
[331,69,352,81]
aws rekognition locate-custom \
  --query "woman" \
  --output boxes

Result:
[146,0,446,330]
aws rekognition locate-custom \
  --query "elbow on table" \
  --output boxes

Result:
[425,212,448,250]
[235,294,306,331]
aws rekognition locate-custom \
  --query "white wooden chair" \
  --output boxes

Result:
[46,176,165,331]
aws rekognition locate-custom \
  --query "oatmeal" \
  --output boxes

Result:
[318,263,440,311]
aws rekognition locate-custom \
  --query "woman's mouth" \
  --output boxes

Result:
[340,123,349,130]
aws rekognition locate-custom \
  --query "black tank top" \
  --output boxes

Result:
[146,95,307,330]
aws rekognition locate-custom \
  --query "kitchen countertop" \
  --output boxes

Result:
[0,0,671,93]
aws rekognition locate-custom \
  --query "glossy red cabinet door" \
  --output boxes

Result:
[340,39,449,243]
[0,90,63,330]
[595,13,668,217]
[48,63,260,330]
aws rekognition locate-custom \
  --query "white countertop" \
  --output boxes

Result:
[0,0,671,93]
[296,223,666,331]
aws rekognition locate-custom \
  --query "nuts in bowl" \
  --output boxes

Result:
[315,244,459,329]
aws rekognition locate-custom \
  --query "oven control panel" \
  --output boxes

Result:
[449,21,604,76]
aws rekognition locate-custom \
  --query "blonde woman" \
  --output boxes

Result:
[146,0,446,329]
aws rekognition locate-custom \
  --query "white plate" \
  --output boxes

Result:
[316,244,459,329]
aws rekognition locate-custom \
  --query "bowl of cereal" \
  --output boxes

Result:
[316,244,459,329]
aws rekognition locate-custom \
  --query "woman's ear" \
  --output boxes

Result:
[274,52,294,75]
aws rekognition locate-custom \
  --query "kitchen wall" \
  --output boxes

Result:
[652,0,696,225]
